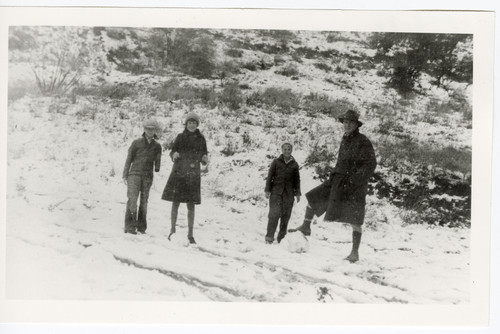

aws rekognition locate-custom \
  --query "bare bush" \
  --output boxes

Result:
[26,27,109,96]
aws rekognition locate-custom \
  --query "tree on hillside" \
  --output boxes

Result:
[370,33,472,94]
[165,29,216,79]
[9,26,37,52]
[106,28,217,79]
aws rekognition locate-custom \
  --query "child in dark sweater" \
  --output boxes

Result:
[264,143,301,244]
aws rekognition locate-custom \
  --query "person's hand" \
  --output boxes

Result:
[123,177,128,186]
[265,191,271,199]
[201,154,208,164]
[296,195,301,203]
[172,152,180,161]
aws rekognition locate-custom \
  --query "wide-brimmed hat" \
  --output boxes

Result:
[338,109,363,127]
[184,112,200,126]
[143,119,159,129]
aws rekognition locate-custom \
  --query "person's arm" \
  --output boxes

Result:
[294,164,301,202]
[294,164,302,196]
[350,137,377,185]
[155,143,162,172]
[122,141,137,180]
[265,160,277,195]
[170,135,181,161]
[200,135,208,165]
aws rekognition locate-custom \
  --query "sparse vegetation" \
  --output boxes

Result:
[8,26,473,228]
[219,82,243,111]
[247,87,300,114]
[225,48,244,58]
[314,62,332,72]
[275,63,300,77]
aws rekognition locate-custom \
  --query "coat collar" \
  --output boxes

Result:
[142,132,158,142]
[343,127,360,139]
[183,128,200,136]
[279,154,295,164]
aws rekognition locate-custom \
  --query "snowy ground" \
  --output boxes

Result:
[5,97,470,303]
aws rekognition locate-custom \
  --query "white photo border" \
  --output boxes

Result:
[0,6,495,328]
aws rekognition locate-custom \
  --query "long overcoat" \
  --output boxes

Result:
[305,128,376,225]
[161,128,208,204]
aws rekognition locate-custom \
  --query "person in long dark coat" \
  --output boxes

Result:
[289,110,377,262]
[264,143,301,244]
[122,119,162,235]
[161,112,208,244]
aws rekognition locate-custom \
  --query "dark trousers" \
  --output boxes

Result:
[266,191,295,242]
[125,175,153,233]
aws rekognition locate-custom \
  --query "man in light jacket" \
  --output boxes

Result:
[123,119,162,235]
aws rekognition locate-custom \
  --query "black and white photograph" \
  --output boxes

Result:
[0,6,495,329]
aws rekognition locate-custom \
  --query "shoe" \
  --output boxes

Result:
[288,225,311,236]
[188,237,196,244]
[125,230,137,235]
[265,236,274,244]
[137,230,146,235]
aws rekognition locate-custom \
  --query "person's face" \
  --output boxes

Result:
[144,127,156,139]
[343,120,358,135]
[282,144,292,158]
[186,120,198,132]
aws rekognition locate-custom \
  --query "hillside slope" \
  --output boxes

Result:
[6,96,470,302]
[6,27,472,302]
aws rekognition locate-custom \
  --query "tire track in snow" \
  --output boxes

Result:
[48,219,410,303]
[112,254,264,302]
[195,245,410,303]
[254,260,409,304]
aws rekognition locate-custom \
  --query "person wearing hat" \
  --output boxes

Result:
[161,112,208,244]
[122,119,162,234]
[289,109,376,262]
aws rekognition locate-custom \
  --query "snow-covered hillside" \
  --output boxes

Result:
[6,94,470,303]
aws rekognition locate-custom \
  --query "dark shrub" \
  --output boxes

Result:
[275,63,300,77]
[219,83,243,111]
[314,62,332,72]
[74,82,137,100]
[371,164,471,227]
[247,87,300,114]
[106,28,127,40]
[225,48,244,58]
[107,45,146,74]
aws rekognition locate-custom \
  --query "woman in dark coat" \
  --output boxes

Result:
[162,112,208,244]
[289,110,376,262]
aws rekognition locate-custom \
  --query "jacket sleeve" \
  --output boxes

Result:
[155,143,162,172]
[265,160,277,193]
[294,164,302,196]
[169,135,181,161]
[200,135,208,162]
[122,141,137,179]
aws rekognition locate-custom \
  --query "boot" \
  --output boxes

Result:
[187,203,196,244]
[288,219,312,236]
[124,209,137,234]
[345,231,362,263]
